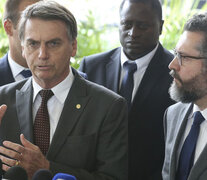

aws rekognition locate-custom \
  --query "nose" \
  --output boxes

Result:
[38,44,48,60]
[128,26,140,38]
[168,56,180,71]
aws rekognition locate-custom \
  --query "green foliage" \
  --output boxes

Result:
[73,11,108,68]
[72,10,118,69]
[160,0,207,50]
[0,0,207,68]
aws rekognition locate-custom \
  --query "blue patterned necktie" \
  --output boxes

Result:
[120,61,137,108]
[20,69,32,78]
[176,111,205,180]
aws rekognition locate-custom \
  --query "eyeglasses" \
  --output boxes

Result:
[173,50,207,66]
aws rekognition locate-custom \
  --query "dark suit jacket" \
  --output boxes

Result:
[0,69,128,180]
[0,53,15,86]
[79,44,175,180]
[162,103,207,180]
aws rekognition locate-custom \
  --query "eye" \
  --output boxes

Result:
[27,40,39,49]
[47,40,61,48]
[137,23,150,30]
[121,21,132,29]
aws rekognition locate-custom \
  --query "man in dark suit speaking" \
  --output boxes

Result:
[79,0,174,179]
[0,1,127,179]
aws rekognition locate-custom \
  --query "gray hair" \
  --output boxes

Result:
[184,13,207,61]
[18,0,77,41]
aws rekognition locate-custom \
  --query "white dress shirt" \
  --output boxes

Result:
[119,44,158,102]
[32,66,74,143]
[177,104,207,167]
[8,51,30,81]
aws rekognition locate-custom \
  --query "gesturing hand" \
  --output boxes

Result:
[0,134,50,179]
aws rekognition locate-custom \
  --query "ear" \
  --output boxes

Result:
[3,19,14,36]
[159,20,164,35]
[71,39,77,57]
[21,43,25,59]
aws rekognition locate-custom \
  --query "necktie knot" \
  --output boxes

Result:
[124,61,137,74]
[193,111,205,126]
[39,90,54,102]
[20,69,32,78]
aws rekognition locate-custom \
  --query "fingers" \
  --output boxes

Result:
[0,142,23,159]
[0,154,17,168]
[0,145,22,171]
[3,141,24,156]
[0,140,24,169]
[2,162,10,172]
[0,104,7,124]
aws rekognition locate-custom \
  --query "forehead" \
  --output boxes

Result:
[120,1,159,22]
[176,31,204,53]
[24,18,68,41]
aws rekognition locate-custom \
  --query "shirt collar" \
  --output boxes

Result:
[32,66,74,104]
[192,104,207,121]
[8,51,28,77]
[120,44,159,69]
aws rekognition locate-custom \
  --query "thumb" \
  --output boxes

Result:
[20,134,37,151]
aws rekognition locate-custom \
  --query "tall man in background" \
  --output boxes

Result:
[0,1,127,179]
[79,0,174,179]
[0,0,41,86]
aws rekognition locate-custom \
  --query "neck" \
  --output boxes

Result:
[195,95,207,110]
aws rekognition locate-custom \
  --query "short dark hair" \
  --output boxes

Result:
[119,0,162,20]
[18,1,77,42]
[3,0,40,28]
[184,13,207,58]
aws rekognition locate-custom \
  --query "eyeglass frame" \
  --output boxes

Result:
[173,49,207,66]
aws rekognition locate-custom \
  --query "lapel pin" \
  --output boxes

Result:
[76,104,81,109]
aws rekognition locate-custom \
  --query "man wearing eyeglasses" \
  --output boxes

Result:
[162,12,207,180]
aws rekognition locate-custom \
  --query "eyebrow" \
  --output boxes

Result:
[26,38,62,43]
[47,38,62,43]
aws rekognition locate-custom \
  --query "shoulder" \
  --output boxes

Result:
[167,102,191,114]
[0,54,9,67]
[73,69,126,104]
[0,53,8,61]
[157,43,174,62]
[0,79,28,96]
[165,102,192,126]
[82,47,120,63]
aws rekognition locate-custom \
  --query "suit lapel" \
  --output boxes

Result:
[47,70,90,159]
[106,48,121,93]
[170,104,193,179]
[131,45,168,108]
[16,78,34,142]
[189,123,207,179]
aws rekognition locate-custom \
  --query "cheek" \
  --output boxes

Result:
[23,51,35,67]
